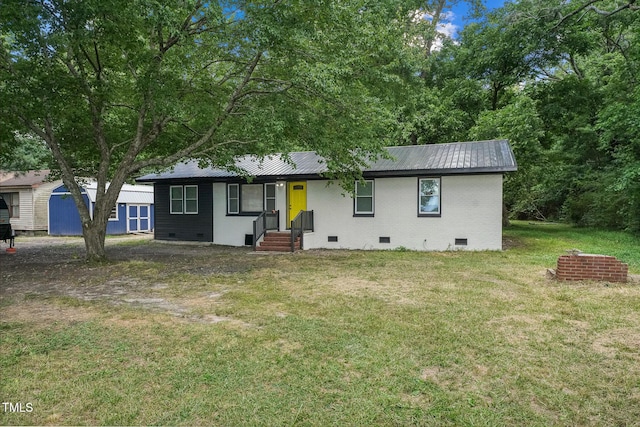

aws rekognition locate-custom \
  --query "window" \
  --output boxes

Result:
[241,184,263,212]
[170,185,198,214]
[265,183,276,211]
[227,184,239,214]
[109,204,118,221]
[0,193,19,218]
[418,177,440,216]
[184,185,198,214]
[354,180,374,216]
[227,183,275,215]
[170,186,183,214]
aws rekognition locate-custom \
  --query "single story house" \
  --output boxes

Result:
[49,182,155,235]
[0,170,62,235]
[137,140,517,251]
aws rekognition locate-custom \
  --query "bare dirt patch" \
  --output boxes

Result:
[2,300,97,326]
[0,236,260,325]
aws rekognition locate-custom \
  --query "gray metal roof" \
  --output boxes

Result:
[84,182,154,204]
[137,140,517,182]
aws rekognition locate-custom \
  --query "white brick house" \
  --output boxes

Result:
[137,140,517,251]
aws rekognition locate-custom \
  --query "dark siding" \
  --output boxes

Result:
[154,182,213,242]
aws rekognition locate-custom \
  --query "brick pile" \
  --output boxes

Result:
[556,253,628,282]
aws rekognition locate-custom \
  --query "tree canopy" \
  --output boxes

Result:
[2,0,638,262]
[400,0,640,232]
[0,0,411,260]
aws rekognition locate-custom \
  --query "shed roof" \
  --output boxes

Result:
[52,182,154,204]
[84,182,154,204]
[137,140,517,182]
[0,170,52,188]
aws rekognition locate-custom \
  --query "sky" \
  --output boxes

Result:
[443,0,507,39]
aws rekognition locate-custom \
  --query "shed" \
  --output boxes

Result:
[48,182,155,236]
[0,170,62,235]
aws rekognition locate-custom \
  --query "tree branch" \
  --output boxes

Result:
[130,51,264,172]
[15,113,93,227]
[555,0,638,28]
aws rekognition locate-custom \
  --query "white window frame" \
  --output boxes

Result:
[241,183,264,213]
[227,183,276,215]
[184,185,198,214]
[227,183,240,214]
[418,177,441,217]
[264,183,276,212]
[170,186,184,214]
[108,204,119,221]
[170,185,198,215]
[354,180,374,216]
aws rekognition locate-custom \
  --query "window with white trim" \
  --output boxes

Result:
[109,204,118,221]
[418,177,440,216]
[354,180,374,216]
[265,183,276,211]
[241,184,263,212]
[227,183,275,215]
[184,185,198,214]
[170,186,183,214]
[227,184,239,214]
[170,185,198,214]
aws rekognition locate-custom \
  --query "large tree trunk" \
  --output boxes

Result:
[83,219,108,263]
[81,179,126,263]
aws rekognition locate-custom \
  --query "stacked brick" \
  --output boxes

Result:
[556,254,628,282]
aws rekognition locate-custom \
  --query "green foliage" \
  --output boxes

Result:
[0,0,411,259]
[469,95,547,219]
[0,133,52,171]
[399,0,640,232]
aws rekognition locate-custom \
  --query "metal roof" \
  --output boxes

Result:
[83,182,154,204]
[137,140,517,182]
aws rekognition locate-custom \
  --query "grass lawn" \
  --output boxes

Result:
[1,222,639,426]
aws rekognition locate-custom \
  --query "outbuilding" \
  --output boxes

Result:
[48,182,155,236]
[0,170,62,235]
[137,140,517,251]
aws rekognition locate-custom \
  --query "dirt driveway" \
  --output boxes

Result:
[0,235,275,323]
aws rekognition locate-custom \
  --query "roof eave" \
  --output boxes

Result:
[137,167,517,183]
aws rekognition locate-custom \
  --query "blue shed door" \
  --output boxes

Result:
[128,204,150,232]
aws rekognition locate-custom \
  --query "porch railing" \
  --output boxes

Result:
[252,210,280,250]
[290,210,314,252]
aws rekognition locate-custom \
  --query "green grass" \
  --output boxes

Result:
[1,222,639,426]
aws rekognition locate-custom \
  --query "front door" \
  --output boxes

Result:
[287,181,307,226]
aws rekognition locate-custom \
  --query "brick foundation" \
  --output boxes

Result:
[556,254,628,282]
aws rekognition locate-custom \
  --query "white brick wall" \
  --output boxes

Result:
[304,175,504,251]
[210,174,505,251]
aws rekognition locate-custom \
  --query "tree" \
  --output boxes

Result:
[0,0,409,261]
[0,133,51,171]
[469,95,545,224]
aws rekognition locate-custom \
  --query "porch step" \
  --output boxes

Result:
[257,231,300,252]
